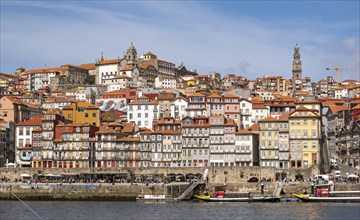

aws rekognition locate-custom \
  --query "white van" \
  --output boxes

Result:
[314,175,329,181]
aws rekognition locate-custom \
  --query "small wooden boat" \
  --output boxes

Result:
[194,195,283,202]
[292,193,360,203]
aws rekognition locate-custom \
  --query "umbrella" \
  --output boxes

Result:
[20,174,31,178]
[347,174,359,179]
[5,162,17,167]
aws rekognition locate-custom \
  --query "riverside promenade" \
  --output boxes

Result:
[1,180,360,201]
[1,166,359,201]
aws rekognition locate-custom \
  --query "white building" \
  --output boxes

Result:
[239,99,252,129]
[28,70,58,91]
[234,129,259,167]
[127,96,159,130]
[15,116,43,167]
[106,76,133,91]
[251,102,269,125]
[170,97,188,120]
[335,87,349,99]
[154,76,177,89]
[95,58,127,85]
[254,90,274,101]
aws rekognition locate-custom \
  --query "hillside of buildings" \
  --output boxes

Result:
[0,43,359,176]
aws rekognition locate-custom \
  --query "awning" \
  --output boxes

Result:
[347,174,359,179]
[17,161,31,165]
[20,173,31,177]
[60,173,80,176]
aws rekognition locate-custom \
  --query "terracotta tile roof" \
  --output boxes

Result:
[352,105,360,110]
[224,93,239,98]
[160,130,182,135]
[96,125,117,134]
[252,103,267,109]
[259,116,277,122]
[350,98,360,104]
[251,97,263,103]
[158,92,176,100]
[236,129,254,135]
[77,63,96,70]
[117,137,140,142]
[329,105,348,115]
[122,123,134,133]
[296,106,313,111]
[120,67,134,71]
[210,114,223,119]
[248,123,259,132]
[296,100,321,104]
[188,93,206,97]
[16,115,43,126]
[342,79,359,83]
[24,67,64,75]
[140,128,153,134]
[139,64,152,69]
[77,101,98,109]
[128,99,158,105]
[207,94,222,98]
[97,59,122,65]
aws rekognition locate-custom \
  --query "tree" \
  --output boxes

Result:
[84,75,95,85]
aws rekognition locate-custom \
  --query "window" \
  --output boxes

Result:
[312,130,317,138]
[129,113,133,120]
[19,129,23,136]
[26,128,30,136]
[68,114,72,119]
[303,120,307,125]
[92,113,96,117]
[312,119,316,125]
[312,142,317,148]
[303,130,308,138]
[85,113,88,118]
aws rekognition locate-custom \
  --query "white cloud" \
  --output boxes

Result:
[1,1,359,82]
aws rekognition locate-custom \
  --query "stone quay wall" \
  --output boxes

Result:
[1,182,359,201]
[0,166,319,183]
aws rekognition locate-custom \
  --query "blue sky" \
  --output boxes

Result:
[1,0,359,81]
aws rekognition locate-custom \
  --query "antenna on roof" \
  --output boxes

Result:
[45,62,47,68]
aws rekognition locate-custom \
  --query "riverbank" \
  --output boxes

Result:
[1,181,359,201]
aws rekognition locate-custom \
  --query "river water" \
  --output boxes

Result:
[0,201,359,220]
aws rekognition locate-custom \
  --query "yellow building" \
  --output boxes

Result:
[259,117,290,169]
[62,101,100,127]
[289,107,321,168]
[0,74,11,88]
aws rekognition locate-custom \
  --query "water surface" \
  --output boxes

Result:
[1,201,359,220]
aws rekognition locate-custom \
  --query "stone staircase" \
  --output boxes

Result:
[177,180,203,200]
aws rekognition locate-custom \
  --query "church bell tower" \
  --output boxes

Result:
[292,44,302,90]
[125,42,137,67]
